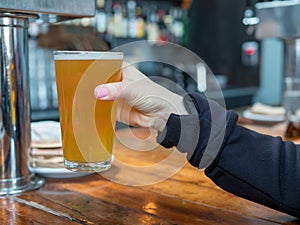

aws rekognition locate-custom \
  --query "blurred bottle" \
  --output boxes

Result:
[146,5,159,42]
[96,0,107,33]
[163,9,175,43]
[136,5,145,38]
[127,0,137,38]
[121,2,128,37]
[157,10,168,43]
[181,9,189,46]
[170,7,184,44]
[105,0,115,37]
[93,0,189,44]
[113,1,123,37]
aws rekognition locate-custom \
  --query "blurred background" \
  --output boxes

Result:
[28,0,284,121]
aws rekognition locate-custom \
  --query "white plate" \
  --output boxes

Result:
[29,156,114,179]
[243,109,285,122]
[29,166,93,179]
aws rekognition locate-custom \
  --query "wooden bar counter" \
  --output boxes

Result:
[1,124,300,225]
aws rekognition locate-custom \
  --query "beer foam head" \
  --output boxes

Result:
[53,51,123,60]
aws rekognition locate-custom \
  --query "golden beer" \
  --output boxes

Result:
[53,51,123,172]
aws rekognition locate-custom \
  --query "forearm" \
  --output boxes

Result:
[158,93,300,217]
[205,124,300,218]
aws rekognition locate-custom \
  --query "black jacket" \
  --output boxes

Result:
[158,93,300,218]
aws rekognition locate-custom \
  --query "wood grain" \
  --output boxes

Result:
[0,126,299,224]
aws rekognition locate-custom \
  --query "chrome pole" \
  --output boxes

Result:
[0,13,44,195]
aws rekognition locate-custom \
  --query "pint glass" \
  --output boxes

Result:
[53,51,123,172]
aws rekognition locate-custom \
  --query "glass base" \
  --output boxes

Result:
[0,174,45,196]
[64,158,112,172]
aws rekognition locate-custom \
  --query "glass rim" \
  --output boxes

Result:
[53,50,123,60]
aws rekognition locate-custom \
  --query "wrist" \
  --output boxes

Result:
[150,112,170,132]
[151,95,188,131]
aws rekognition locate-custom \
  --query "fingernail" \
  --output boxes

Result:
[95,87,109,99]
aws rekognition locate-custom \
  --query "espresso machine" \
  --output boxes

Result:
[254,0,300,81]
[0,0,95,195]
[247,0,300,135]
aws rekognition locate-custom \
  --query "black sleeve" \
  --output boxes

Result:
[157,93,300,218]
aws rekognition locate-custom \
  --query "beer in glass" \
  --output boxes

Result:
[53,51,123,172]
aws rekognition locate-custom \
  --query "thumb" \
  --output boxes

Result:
[94,82,123,100]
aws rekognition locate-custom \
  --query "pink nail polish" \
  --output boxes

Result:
[95,87,109,98]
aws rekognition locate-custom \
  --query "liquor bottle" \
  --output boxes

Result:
[121,2,128,37]
[146,5,159,42]
[157,9,168,43]
[113,1,123,37]
[105,0,115,37]
[127,0,137,38]
[181,9,189,46]
[95,0,107,33]
[170,7,184,44]
[136,5,145,38]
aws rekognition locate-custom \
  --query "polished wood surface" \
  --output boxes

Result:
[1,125,300,225]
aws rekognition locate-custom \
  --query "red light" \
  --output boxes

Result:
[245,47,256,55]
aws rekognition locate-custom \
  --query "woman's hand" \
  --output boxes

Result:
[94,63,188,131]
